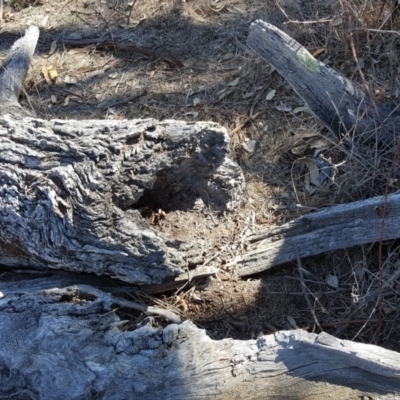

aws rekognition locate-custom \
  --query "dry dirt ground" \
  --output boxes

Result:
[2,0,400,350]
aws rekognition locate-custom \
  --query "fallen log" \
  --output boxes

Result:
[0,25,39,118]
[0,27,244,285]
[2,22,400,400]
[0,279,399,399]
[0,115,244,284]
[247,20,400,145]
[228,192,400,277]
[228,20,400,276]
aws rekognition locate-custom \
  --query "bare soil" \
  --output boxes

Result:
[2,0,400,351]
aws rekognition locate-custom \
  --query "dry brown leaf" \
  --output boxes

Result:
[48,66,58,81]
[312,47,326,58]
[42,65,58,85]
[42,66,51,85]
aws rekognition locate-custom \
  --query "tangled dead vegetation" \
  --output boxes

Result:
[2,0,400,351]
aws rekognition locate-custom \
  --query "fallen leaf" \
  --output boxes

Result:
[243,91,254,99]
[266,89,276,101]
[301,156,332,194]
[326,274,339,288]
[302,157,321,193]
[49,40,58,56]
[287,316,299,329]
[42,66,51,85]
[64,75,77,84]
[183,111,199,118]
[218,88,234,100]
[48,66,58,81]
[221,52,235,61]
[275,102,292,112]
[293,106,310,114]
[291,144,309,156]
[51,95,57,104]
[193,97,202,106]
[64,96,70,106]
[42,65,58,84]
[312,48,326,58]
[332,16,343,26]
[242,139,257,153]
[227,77,240,87]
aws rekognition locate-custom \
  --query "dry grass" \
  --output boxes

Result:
[2,0,400,350]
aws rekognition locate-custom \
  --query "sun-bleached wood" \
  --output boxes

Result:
[228,192,400,277]
[247,20,400,145]
[0,279,399,399]
[2,21,400,400]
[0,116,243,284]
[0,27,244,284]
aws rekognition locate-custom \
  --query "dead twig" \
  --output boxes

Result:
[97,89,146,111]
[126,0,137,25]
[230,112,261,134]
[60,0,77,12]
[63,37,184,69]
[72,284,182,324]
[275,0,332,25]
[295,248,323,332]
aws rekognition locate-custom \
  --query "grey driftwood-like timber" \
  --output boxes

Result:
[229,191,400,277]
[1,279,400,399]
[2,23,400,400]
[247,20,400,145]
[0,116,244,284]
[0,27,244,285]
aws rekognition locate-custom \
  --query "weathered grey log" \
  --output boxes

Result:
[228,192,400,276]
[0,280,399,399]
[0,116,244,284]
[0,25,39,118]
[0,27,244,285]
[2,21,400,400]
[247,20,400,144]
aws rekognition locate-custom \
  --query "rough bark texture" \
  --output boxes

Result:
[228,192,400,277]
[0,26,244,285]
[0,116,244,284]
[247,20,400,145]
[2,23,400,400]
[1,279,400,400]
